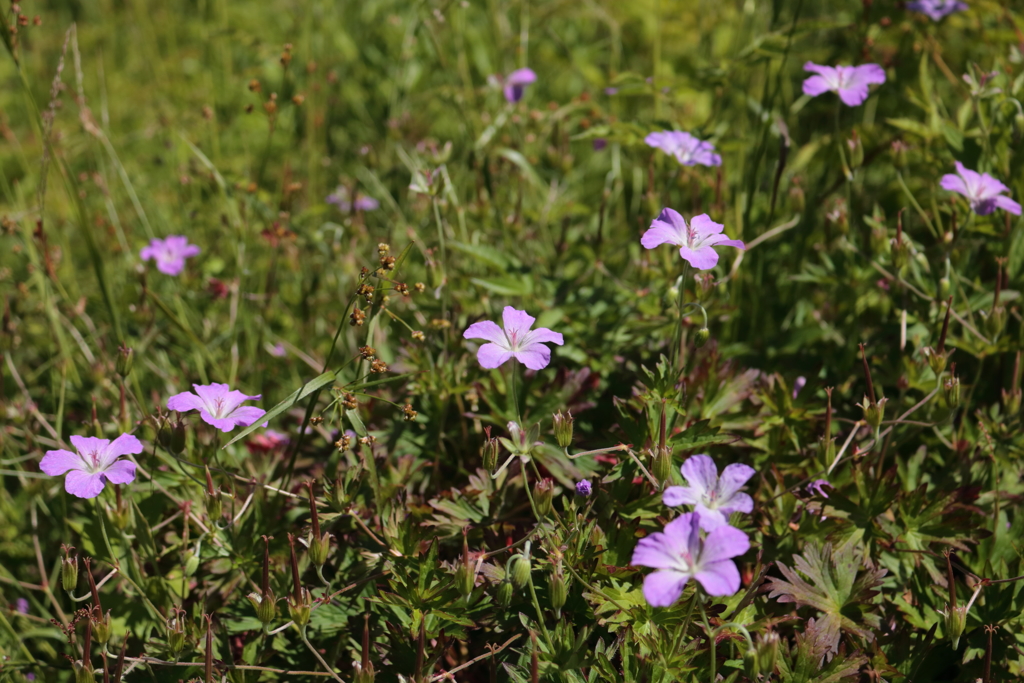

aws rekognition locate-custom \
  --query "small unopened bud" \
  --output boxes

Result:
[507,553,532,589]
[923,346,948,376]
[167,611,187,655]
[847,132,864,168]
[205,467,222,521]
[482,435,500,471]
[552,410,574,448]
[742,646,760,678]
[1004,388,1022,418]
[61,545,79,593]
[943,604,968,649]
[943,373,961,409]
[247,591,278,625]
[73,661,96,683]
[859,396,887,429]
[533,478,554,517]
[755,631,779,675]
[549,572,568,615]
[891,237,911,270]
[91,609,112,645]
[116,345,134,378]
[651,446,673,485]
[288,587,313,627]
[693,327,710,348]
[308,530,332,567]
[984,306,1006,339]
[496,580,513,606]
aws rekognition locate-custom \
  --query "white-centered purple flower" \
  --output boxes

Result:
[503,68,537,103]
[807,479,831,498]
[631,512,750,605]
[463,306,564,371]
[644,131,722,167]
[140,236,201,276]
[663,455,756,531]
[167,383,268,433]
[907,0,967,21]
[802,62,886,107]
[40,434,142,499]
[940,161,1021,216]
[641,208,745,270]
[327,186,379,213]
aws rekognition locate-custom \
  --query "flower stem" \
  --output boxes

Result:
[697,592,716,680]
[510,361,522,426]
[526,571,554,651]
[672,263,691,373]
[297,625,344,683]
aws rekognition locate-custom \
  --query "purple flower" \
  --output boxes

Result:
[463,306,564,371]
[631,512,750,605]
[503,68,537,103]
[15,598,29,614]
[802,62,886,107]
[792,376,807,399]
[140,236,200,276]
[604,87,618,96]
[641,208,745,270]
[327,187,379,213]
[246,429,290,455]
[592,138,608,152]
[663,455,756,531]
[268,342,287,358]
[907,0,967,20]
[575,480,593,497]
[644,131,722,167]
[40,434,142,499]
[807,479,831,498]
[940,161,1021,216]
[167,383,268,433]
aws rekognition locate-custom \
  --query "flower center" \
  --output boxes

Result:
[83,449,102,472]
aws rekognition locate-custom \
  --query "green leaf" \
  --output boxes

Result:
[885,118,936,140]
[223,371,337,447]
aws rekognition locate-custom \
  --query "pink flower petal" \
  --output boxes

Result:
[502,307,536,340]
[194,383,231,407]
[40,449,85,476]
[693,560,742,596]
[227,406,268,428]
[802,75,834,97]
[102,433,144,463]
[700,524,751,564]
[102,460,137,485]
[681,455,718,496]
[662,485,699,507]
[690,214,725,236]
[641,222,684,250]
[717,463,756,500]
[64,470,106,499]
[463,320,507,345]
[70,435,109,455]
[200,412,241,433]
[642,570,690,607]
[167,391,205,413]
[995,195,1022,215]
[939,173,968,196]
[477,343,514,369]
[513,344,552,370]
[679,244,720,270]
[525,327,564,346]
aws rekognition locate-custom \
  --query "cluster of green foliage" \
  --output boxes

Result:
[2,0,1024,681]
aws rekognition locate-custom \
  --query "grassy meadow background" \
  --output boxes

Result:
[2,0,1024,680]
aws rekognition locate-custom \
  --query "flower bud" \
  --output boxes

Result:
[575,479,592,497]
[481,436,500,472]
[354,661,376,683]
[496,580,513,606]
[817,436,836,469]
[159,419,187,455]
[533,478,554,517]
[115,345,134,378]
[324,475,351,512]
[651,446,673,486]
[167,612,187,655]
[308,533,331,568]
[454,533,475,598]
[183,549,200,577]
[859,396,887,430]
[73,660,96,683]
[923,347,947,376]
[891,140,909,169]
[91,609,112,645]
[552,410,574,448]
[755,631,779,675]
[549,573,568,616]
[984,306,1006,339]
[288,587,313,627]
[891,237,911,270]
[742,647,760,678]
[61,546,79,593]
[943,604,968,649]
[847,132,864,168]
[247,591,278,625]
[1003,388,1021,419]
[693,327,710,348]
[939,277,951,301]
[507,553,532,590]
[943,374,961,409]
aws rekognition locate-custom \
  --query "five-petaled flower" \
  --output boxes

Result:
[645,131,722,167]
[140,236,201,276]
[167,383,268,433]
[463,306,564,371]
[663,455,756,531]
[631,512,750,605]
[802,62,886,107]
[907,0,967,21]
[40,434,142,499]
[503,68,537,103]
[940,161,1021,216]
[641,208,745,270]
